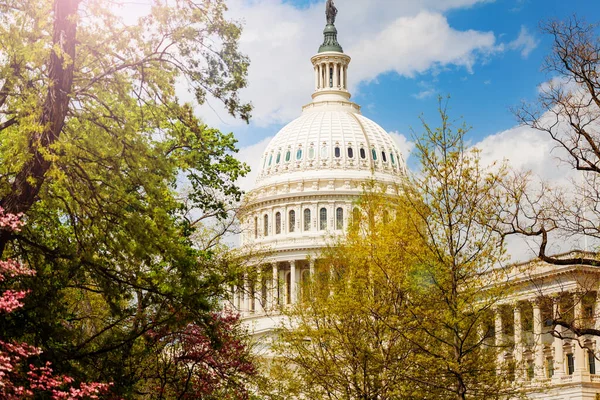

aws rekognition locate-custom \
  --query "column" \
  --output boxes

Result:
[309,259,315,276]
[552,296,565,380]
[254,277,264,314]
[340,64,345,89]
[315,65,319,91]
[318,63,323,89]
[532,299,545,379]
[494,307,504,369]
[344,66,348,88]
[574,294,589,379]
[243,273,250,314]
[514,303,523,380]
[333,63,338,88]
[290,260,297,304]
[271,263,279,309]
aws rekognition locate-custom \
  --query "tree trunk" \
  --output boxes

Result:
[0,0,80,256]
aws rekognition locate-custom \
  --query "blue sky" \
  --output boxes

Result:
[194,0,599,188]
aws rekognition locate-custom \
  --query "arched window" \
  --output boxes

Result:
[275,212,281,234]
[390,152,396,165]
[268,154,273,166]
[334,146,341,158]
[263,214,269,236]
[296,148,303,160]
[289,210,296,233]
[309,146,315,160]
[347,147,354,158]
[304,209,311,231]
[285,150,291,162]
[336,207,343,230]
[320,145,328,159]
[254,216,258,239]
[371,148,377,161]
[382,151,387,162]
[276,152,281,164]
[360,148,366,159]
[352,207,360,222]
[320,208,327,230]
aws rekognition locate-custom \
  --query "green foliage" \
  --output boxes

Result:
[269,100,522,400]
[0,0,252,397]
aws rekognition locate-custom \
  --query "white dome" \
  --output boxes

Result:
[256,106,406,188]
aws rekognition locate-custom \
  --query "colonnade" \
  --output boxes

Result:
[314,61,348,91]
[232,259,317,315]
[493,292,600,384]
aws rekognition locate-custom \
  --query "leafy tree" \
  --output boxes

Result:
[0,207,110,399]
[404,99,518,400]
[272,188,424,400]
[506,16,600,338]
[270,101,521,400]
[0,0,252,396]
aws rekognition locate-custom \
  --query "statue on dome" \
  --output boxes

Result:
[326,0,337,25]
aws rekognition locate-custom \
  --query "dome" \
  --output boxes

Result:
[256,107,407,188]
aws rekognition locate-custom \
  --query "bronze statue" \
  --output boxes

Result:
[326,0,338,25]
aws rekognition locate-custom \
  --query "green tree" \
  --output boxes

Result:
[272,188,425,400]
[269,101,522,400]
[0,0,252,396]
[403,99,518,400]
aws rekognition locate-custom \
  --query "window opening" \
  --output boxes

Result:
[334,146,341,158]
[391,152,396,165]
[547,357,554,378]
[347,147,354,158]
[285,151,291,162]
[382,151,387,162]
[320,208,327,231]
[567,353,575,375]
[360,148,366,159]
[336,208,343,230]
[276,152,281,164]
[304,209,311,231]
[263,214,269,237]
[254,216,258,239]
[275,212,281,234]
[296,148,303,160]
[321,145,328,159]
[268,154,273,166]
[329,67,333,88]
[371,148,377,161]
[309,147,315,160]
[289,210,296,233]
[589,350,596,374]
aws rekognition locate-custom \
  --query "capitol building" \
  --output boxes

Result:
[232,4,600,400]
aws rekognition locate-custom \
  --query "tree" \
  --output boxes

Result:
[0,0,252,396]
[0,207,110,399]
[506,16,600,337]
[270,98,522,399]
[403,99,518,400]
[511,16,600,267]
[271,188,425,400]
[144,312,257,400]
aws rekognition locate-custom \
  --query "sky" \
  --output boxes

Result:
[189,0,599,260]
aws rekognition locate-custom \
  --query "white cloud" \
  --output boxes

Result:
[389,131,415,165]
[236,136,272,193]
[198,0,501,129]
[507,25,539,58]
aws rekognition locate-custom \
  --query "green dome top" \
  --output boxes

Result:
[318,23,343,53]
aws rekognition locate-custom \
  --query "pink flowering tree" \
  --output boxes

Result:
[0,207,111,399]
[148,311,258,399]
